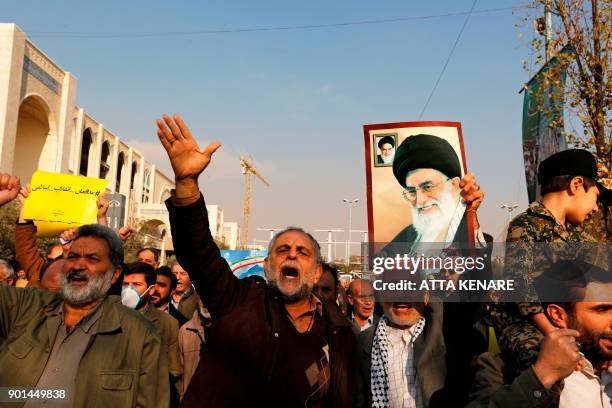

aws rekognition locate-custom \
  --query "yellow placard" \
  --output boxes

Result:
[23,171,108,237]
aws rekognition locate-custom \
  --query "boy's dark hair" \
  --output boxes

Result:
[124,262,157,287]
[156,266,177,290]
[137,247,159,263]
[540,175,597,196]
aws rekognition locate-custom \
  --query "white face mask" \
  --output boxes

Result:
[121,285,153,309]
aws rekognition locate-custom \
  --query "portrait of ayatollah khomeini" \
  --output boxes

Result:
[388,134,469,251]
[375,134,396,166]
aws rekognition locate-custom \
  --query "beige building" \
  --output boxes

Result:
[222,222,240,250]
[0,23,176,259]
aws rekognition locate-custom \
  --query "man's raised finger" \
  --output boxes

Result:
[174,115,194,140]
[163,114,184,141]
[157,129,172,152]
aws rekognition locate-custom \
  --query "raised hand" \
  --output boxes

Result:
[96,195,109,226]
[17,184,30,222]
[532,329,582,389]
[118,225,133,242]
[460,172,484,210]
[156,114,221,182]
[0,173,21,207]
[60,228,77,252]
[460,172,484,230]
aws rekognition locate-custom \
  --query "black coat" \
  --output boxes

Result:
[166,195,356,407]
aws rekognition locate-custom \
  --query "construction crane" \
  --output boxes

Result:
[240,155,269,248]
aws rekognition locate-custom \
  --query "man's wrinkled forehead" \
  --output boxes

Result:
[271,230,316,252]
[70,236,110,258]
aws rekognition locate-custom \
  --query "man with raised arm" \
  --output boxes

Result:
[157,114,356,408]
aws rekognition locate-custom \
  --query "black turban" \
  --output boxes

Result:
[392,134,462,188]
[377,135,395,150]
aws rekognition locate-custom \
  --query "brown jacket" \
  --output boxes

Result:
[178,310,205,399]
[15,221,46,288]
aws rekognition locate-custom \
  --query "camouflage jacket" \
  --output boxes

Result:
[505,201,598,316]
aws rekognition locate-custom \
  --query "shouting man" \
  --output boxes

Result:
[157,114,356,407]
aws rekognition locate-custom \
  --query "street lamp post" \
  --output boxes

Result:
[343,198,359,270]
[500,203,519,225]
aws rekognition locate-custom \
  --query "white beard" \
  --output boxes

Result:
[410,186,459,243]
[382,152,394,164]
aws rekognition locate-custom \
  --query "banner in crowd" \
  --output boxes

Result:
[220,249,267,279]
[522,46,571,202]
[363,121,473,252]
[23,171,108,237]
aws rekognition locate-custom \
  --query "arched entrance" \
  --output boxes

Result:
[13,95,53,182]
[79,128,93,176]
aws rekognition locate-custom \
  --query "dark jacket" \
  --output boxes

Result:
[466,352,561,407]
[355,302,447,408]
[166,194,356,407]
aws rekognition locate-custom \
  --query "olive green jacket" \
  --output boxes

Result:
[466,352,561,407]
[0,286,169,408]
[143,305,182,380]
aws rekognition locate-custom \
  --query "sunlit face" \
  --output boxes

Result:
[137,249,157,268]
[264,230,322,303]
[152,274,173,307]
[62,236,119,306]
[405,168,460,216]
[172,263,192,294]
[314,270,337,304]
[566,183,600,225]
[348,279,375,320]
[122,273,153,298]
[382,293,429,329]
[571,282,612,364]
[381,143,394,158]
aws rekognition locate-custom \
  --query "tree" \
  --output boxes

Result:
[519,0,611,178]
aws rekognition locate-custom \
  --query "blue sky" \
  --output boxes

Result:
[5,0,538,254]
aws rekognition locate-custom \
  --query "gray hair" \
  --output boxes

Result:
[74,224,124,267]
[0,259,15,281]
[267,226,322,263]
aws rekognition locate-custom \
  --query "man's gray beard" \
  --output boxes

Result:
[60,267,114,306]
[265,264,313,303]
[268,280,311,303]
[382,153,394,164]
[411,186,459,243]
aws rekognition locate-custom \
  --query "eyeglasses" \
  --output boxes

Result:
[402,178,449,201]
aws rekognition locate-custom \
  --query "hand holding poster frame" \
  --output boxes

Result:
[23,171,108,237]
[363,121,475,254]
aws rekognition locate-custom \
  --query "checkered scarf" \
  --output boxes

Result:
[370,315,426,408]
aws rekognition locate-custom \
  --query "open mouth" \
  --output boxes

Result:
[418,204,438,213]
[392,303,414,312]
[67,274,88,285]
[281,265,300,279]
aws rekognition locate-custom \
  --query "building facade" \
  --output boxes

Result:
[0,23,176,258]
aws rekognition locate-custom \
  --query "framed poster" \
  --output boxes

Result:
[364,121,474,251]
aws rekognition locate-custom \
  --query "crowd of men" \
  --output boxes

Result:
[0,114,609,407]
